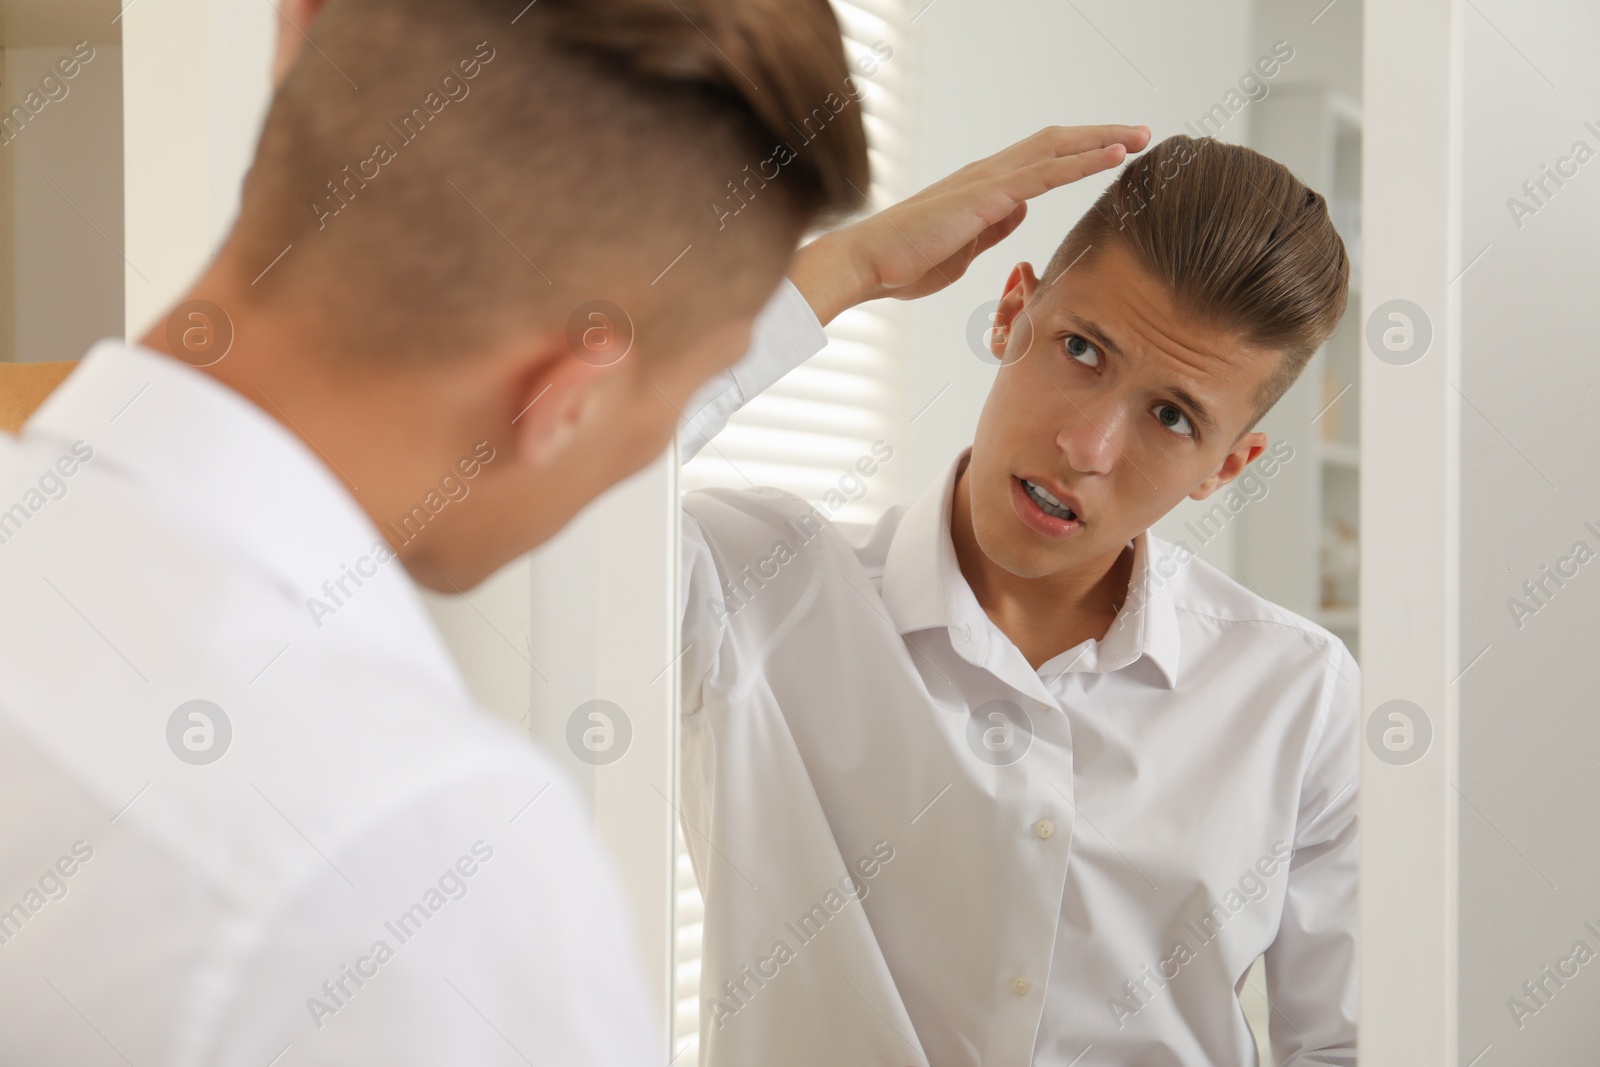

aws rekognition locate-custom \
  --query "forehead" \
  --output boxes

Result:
[1030,242,1277,425]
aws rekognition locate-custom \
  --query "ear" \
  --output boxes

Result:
[508,346,619,470]
[1189,431,1268,499]
[989,262,1041,364]
[271,0,334,88]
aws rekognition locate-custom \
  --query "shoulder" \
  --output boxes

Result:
[683,485,904,571]
[1155,533,1357,683]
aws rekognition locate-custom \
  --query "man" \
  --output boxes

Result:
[677,135,1358,1066]
[0,0,1144,1062]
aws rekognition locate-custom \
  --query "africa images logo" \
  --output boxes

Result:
[166,700,232,765]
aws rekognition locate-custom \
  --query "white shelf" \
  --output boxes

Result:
[1239,84,1362,662]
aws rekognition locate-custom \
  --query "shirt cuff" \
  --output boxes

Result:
[677,276,829,464]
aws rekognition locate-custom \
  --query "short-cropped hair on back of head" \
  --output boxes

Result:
[233,0,871,362]
[1040,135,1349,435]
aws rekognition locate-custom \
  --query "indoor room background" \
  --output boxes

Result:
[2,0,1595,1062]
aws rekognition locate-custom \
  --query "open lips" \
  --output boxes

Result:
[1011,474,1087,538]
[1022,478,1078,521]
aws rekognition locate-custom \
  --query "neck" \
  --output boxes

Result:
[137,259,508,586]
[949,455,1135,670]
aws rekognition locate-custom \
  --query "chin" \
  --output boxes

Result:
[405,559,480,594]
[400,543,507,594]
[970,512,1067,581]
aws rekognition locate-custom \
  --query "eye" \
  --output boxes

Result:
[1154,402,1195,438]
[1062,333,1100,367]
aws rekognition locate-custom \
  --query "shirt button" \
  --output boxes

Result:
[1034,819,1055,839]
[1012,975,1032,996]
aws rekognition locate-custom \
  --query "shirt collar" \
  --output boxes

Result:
[24,338,468,698]
[881,446,1181,689]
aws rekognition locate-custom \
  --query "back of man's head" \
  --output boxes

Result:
[232,0,870,364]
[1040,135,1349,432]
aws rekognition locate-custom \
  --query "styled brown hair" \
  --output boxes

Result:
[1040,135,1349,434]
[235,0,870,360]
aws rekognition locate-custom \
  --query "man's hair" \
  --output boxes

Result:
[1039,135,1349,435]
[234,0,870,361]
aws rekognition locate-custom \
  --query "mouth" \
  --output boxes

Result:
[1011,475,1085,538]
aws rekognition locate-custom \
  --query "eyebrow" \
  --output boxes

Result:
[1069,315,1224,437]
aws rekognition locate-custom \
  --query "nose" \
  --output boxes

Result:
[1054,390,1123,476]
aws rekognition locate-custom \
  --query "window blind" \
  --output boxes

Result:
[672,1,917,1058]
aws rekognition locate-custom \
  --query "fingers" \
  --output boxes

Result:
[987,123,1150,173]
[851,127,1145,304]
[1050,122,1152,155]
[950,145,1124,220]
[902,126,1146,219]
[954,127,1145,210]
[1003,143,1129,201]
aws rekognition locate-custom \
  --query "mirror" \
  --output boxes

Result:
[672,2,1364,1064]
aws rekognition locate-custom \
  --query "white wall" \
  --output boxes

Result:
[121,0,273,339]
[1358,1,1463,1057]
[1457,0,1600,1056]
[900,0,1262,575]
[1252,0,1361,102]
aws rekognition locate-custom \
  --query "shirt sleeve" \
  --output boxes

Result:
[676,275,829,699]
[679,506,728,715]
[1266,642,1360,1066]
[677,276,829,464]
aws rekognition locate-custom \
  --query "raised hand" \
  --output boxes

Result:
[790,124,1151,324]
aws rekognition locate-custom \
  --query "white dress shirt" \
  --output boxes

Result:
[676,282,1360,1066]
[0,341,657,1065]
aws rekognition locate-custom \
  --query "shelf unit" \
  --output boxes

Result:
[1239,83,1363,661]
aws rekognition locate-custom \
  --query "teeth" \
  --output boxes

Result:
[1027,480,1064,508]
[1023,479,1077,521]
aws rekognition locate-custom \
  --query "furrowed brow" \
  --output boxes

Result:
[1072,315,1222,436]
[1072,317,1124,360]
[1168,385,1221,436]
